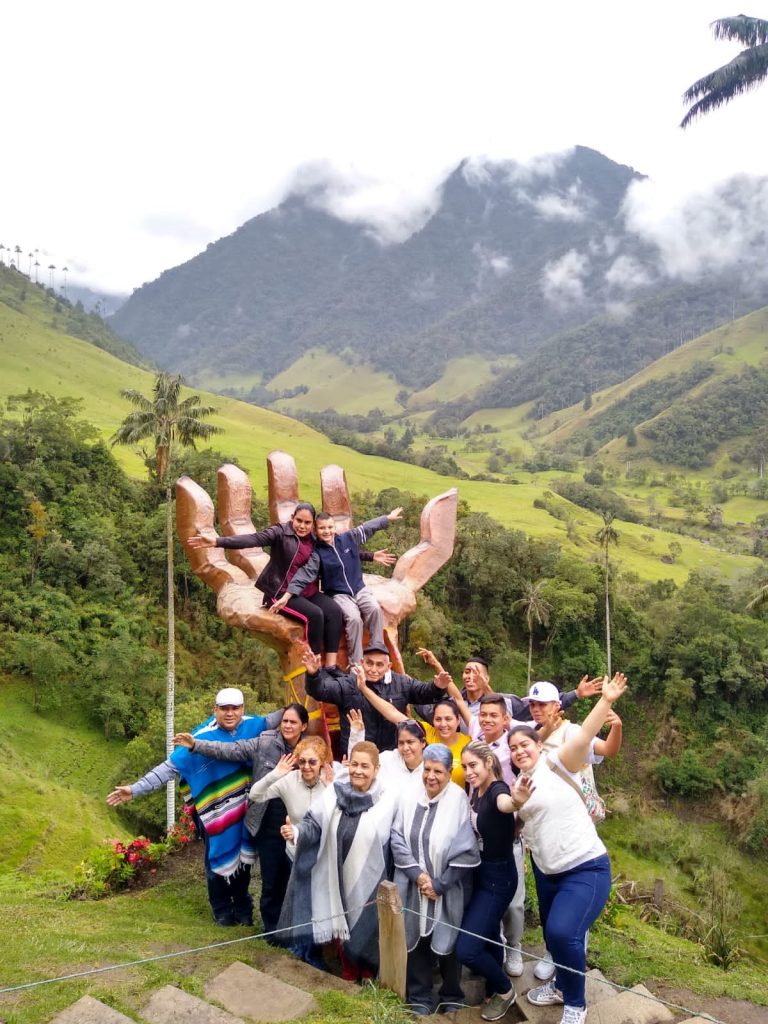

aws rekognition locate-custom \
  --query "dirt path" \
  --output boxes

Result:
[652,984,768,1024]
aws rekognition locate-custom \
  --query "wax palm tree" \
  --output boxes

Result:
[112,373,220,828]
[512,579,551,685]
[681,15,768,127]
[746,579,768,611]
[596,511,619,676]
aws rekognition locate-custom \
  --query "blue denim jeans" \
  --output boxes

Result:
[532,854,612,1008]
[455,857,517,997]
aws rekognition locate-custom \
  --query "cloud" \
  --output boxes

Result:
[528,181,590,222]
[462,149,572,189]
[623,174,768,283]
[141,213,214,244]
[472,242,512,293]
[541,249,590,308]
[604,254,653,291]
[287,160,445,244]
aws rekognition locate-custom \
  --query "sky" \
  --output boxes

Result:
[2,0,767,295]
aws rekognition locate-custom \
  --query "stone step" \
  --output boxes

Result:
[50,995,138,1023]
[586,983,675,1024]
[248,948,357,993]
[584,969,620,1008]
[143,984,247,1024]
[205,961,318,1021]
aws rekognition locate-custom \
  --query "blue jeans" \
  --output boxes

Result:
[532,854,612,1008]
[455,858,517,997]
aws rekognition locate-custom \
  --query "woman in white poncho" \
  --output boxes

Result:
[279,740,397,981]
[391,743,480,1015]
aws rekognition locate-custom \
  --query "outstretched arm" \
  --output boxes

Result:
[559,674,627,773]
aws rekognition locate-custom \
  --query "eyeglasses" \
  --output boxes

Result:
[297,758,320,766]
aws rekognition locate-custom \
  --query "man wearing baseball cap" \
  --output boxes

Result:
[107,688,282,926]
[303,642,448,752]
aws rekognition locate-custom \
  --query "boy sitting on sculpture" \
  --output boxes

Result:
[277,506,403,664]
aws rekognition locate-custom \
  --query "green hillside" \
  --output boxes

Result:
[0,277,759,585]
[538,307,768,453]
[4,260,768,1024]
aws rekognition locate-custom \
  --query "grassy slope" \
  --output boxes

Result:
[0,680,130,876]
[539,307,768,450]
[270,349,402,414]
[2,293,756,583]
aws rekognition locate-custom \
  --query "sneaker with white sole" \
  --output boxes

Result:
[503,945,524,978]
[559,1006,586,1024]
[533,949,556,980]
[526,980,564,1006]
[480,987,517,1021]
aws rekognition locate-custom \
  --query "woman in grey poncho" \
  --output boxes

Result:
[391,743,480,1015]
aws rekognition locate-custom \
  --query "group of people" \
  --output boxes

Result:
[107,501,627,1024]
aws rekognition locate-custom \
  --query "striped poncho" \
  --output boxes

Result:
[171,714,267,878]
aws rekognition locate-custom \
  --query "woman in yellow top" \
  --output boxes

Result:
[355,647,471,787]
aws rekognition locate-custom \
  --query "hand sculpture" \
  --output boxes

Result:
[176,451,458,706]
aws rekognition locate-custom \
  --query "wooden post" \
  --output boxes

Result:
[653,878,664,910]
[377,880,407,1000]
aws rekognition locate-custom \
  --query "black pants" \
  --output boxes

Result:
[282,592,343,655]
[407,936,464,1013]
[254,813,293,940]
[203,834,252,924]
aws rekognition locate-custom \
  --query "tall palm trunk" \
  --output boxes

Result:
[527,628,533,685]
[165,482,176,831]
[604,552,612,678]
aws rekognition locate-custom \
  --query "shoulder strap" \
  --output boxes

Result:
[548,757,587,806]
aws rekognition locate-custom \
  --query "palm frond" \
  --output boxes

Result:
[711,15,768,48]
[746,580,768,611]
[681,32,768,127]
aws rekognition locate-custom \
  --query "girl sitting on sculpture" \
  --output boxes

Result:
[188,502,343,669]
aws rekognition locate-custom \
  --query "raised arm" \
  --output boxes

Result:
[593,710,623,759]
[353,665,408,725]
[559,674,627,774]
[445,678,472,727]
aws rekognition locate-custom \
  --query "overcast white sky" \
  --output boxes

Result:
[2,0,766,294]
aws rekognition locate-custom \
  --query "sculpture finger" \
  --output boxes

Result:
[268,450,300,524]
[176,476,251,593]
[216,464,270,580]
[320,464,353,532]
[393,488,458,594]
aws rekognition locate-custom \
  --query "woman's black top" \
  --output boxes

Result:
[471,780,516,862]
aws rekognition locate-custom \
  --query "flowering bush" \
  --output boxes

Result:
[69,805,199,899]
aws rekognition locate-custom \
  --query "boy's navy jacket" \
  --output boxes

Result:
[290,515,390,597]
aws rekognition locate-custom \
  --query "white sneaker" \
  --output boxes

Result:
[533,950,555,980]
[526,980,564,1006]
[503,945,524,978]
[560,1006,587,1024]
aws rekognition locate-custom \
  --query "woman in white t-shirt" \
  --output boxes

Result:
[507,673,627,1024]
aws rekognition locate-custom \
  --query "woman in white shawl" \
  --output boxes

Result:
[391,744,480,1015]
[279,740,397,981]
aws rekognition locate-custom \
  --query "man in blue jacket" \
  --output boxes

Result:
[288,506,402,664]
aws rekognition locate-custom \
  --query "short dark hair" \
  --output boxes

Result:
[479,694,508,713]
[316,511,334,523]
[397,720,426,743]
[283,702,310,725]
[508,725,540,745]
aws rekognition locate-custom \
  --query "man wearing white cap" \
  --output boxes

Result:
[107,688,282,926]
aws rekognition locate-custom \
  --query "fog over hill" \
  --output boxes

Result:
[111,147,768,395]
